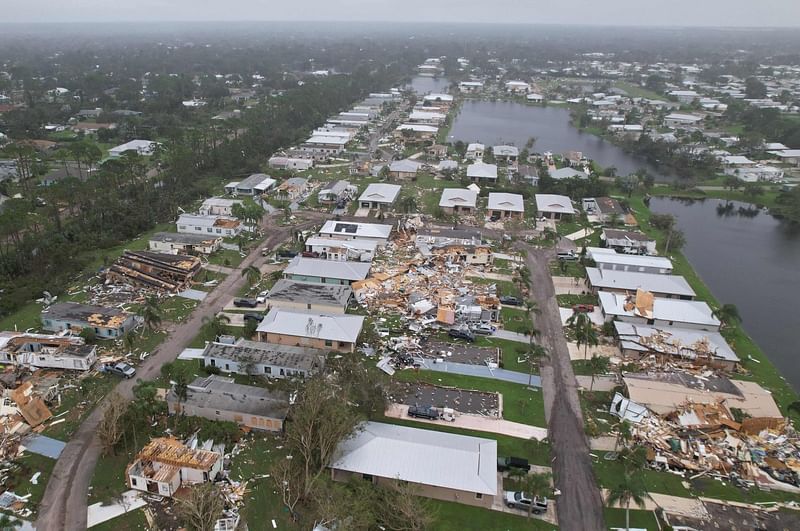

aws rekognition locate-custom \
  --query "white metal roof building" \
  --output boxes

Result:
[535,194,575,218]
[550,167,587,180]
[331,422,497,496]
[358,183,401,207]
[466,162,498,181]
[487,193,524,213]
[587,247,673,274]
[586,267,695,299]
[256,308,365,344]
[108,139,157,157]
[284,256,372,283]
[318,220,392,244]
[439,189,478,210]
[599,292,720,331]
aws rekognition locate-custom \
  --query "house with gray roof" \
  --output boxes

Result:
[487,193,524,220]
[224,173,276,196]
[167,375,289,432]
[586,267,695,299]
[439,189,478,215]
[358,183,401,210]
[330,422,498,508]
[283,256,371,285]
[265,280,353,314]
[41,303,137,339]
[202,339,324,378]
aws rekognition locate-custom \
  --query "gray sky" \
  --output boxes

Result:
[4,0,800,27]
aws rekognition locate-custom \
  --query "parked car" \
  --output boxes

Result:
[234,298,258,308]
[448,327,475,342]
[504,491,548,513]
[572,304,594,313]
[557,250,578,261]
[407,405,455,422]
[499,296,522,306]
[243,312,264,323]
[255,290,269,304]
[101,362,136,379]
[497,456,531,472]
[472,323,497,335]
[275,249,298,260]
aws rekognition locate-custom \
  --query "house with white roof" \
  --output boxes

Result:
[664,113,704,129]
[177,214,241,238]
[466,143,485,160]
[458,81,484,93]
[224,173,276,196]
[466,162,498,182]
[304,236,377,262]
[535,194,574,220]
[423,93,454,104]
[108,140,157,158]
[587,247,673,274]
[394,124,438,140]
[439,189,478,215]
[388,159,422,179]
[527,93,544,103]
[256,308,364,353]
[487,193,524,220]
[199,197,244,217]
[492,145,519,164]
[598,291,720,331]
[358,183,401,210]
[318,220,392,246]
[330,422,498,508]
[668,90,699,103]
[721,155,756,176]
[408,110,446,125]
[550,167,587,180]
[770,149,800,166]
[505,81,530,93]
[586,267,695,299]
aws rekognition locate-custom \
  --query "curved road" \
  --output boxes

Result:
[521,245,605,531]
[36,215,319,531]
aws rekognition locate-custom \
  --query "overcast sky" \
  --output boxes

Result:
[4,0,800,27]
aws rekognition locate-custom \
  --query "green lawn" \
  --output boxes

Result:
[430,499,557,530]
[91,508,149,531]
[45,374,119,441]
[207,248,245,268]
[90,449,138,504]
[613,81,665,101]
[473,336,534,372]
[469,277,521,298]
[193,268,228,291]
[393,370,546,427]
[229,434,294,529]
[580,390,616,436]
[604,507,660,530]
[549,259,586,278]
[501,307,533,334]
[3,453,56,517]
[555,293,598,307]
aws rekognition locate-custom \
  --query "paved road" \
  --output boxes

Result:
[35,215,316,531]
[415,357,542,387]
[521,245,605,531]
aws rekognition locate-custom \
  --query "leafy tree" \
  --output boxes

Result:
[745,77,767,99]
[97,392,128,456]
[713,303,741,327]
[141,295,163,332]
[241,264,261,287]
[607,471,650,531]
[587,355,610,391]
[519,472,552,519]
[201,314,230,341]
[79,327,97,344]
[176,482,224,531]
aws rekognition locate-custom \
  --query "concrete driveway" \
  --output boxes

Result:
[415,357,542,387]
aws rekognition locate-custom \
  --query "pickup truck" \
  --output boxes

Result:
[448,327,475,342]
[504,492,548,514]
[497,456,531,472]
[557,250,578,261]
[407,405,455,422]
[100,362,136,379]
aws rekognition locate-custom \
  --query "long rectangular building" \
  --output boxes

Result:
[586,267,695,299]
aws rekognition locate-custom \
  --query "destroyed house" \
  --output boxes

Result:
[265,280,353,314]
[5,382,52,427]
[167,375,289,432]
[256,308,364,353]
[586,268,695,299]
[582,196,625,223]
[202,339,324,378]
[614,321,738,370]
[331,422,498,509]
[41,303,136,339]
[198,197,244,217]
[127,438,222,498]
[0,332,97,371]
[599,290,720,331]
[318,220,392,246]
[107,250,201,292]
[600,229,657,255]
[318,180,354,204]
[430,243,493,266]
[149,232,222,255]
[284,256,371,285]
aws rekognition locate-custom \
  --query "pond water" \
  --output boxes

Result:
[650,197,800,391]
[448,100,673,181]
[406,76,451,95]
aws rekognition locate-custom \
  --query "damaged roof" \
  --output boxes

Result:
[168,375,289,419]
[284,256,371,281]
[256,308,364,343]
[266,279,353,307]
[202,339,323,371]
[134,437,220,471]
[41,302,132,329]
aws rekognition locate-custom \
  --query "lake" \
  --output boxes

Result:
[651,197,800,391]
[406,76,451,95]
[448,100,673,180]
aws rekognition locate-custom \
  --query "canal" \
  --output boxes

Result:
[406,76,451,95]
[650,197,800,392]
[448,100,674,181]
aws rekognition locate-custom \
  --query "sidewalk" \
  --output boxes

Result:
[386,403,547,440]
[87,490,147,528]
[416,357,542,387]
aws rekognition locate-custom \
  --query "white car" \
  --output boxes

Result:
[256,290,269,304]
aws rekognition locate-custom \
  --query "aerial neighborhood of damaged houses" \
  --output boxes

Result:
[1,44,800,531]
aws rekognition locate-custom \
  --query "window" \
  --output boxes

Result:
[475,493,483,499]
[264,366,271,374]
[325,340,333,347]
[225,364,229,371]
[207,228,213,233]
[280,368,285,376]
[216,229,222,234]
[210,359,216,367]
[307,303,312,310]
[131,478,138,487]
[362,474,373,481]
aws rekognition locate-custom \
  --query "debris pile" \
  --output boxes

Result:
[106,250,201,292]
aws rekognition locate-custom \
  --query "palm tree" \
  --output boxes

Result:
[141,295,163,332]
[567,311,598,359]
[713,303,741,327]
[520,472,552,519]
[202,314,231,341]
[606,471,650,531]
[587,355,610,392]
[613,420,632,453]
[242,265,261,288]
[526,342,547,387]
